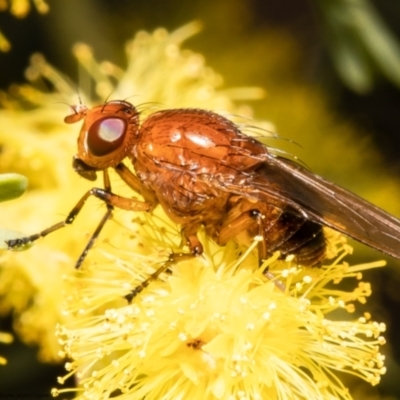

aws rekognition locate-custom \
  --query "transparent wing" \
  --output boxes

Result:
[213,154,400,260]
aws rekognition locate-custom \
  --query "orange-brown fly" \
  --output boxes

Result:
[7,100,400,299]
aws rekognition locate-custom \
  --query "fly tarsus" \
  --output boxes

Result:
[6,221,67,249]
[75,205,114,269]
[124,252,196,303]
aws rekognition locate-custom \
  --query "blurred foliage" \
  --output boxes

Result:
[313,0,400,93]
[0,173,27,202]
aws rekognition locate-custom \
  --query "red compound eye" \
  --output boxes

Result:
[87,117,127,157]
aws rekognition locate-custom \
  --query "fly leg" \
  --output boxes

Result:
[114,162,158,205]
[216,207,286,290]
[181,225,204,256]
[216,209,264,252]
[6,169,153,268]
[125,225,202,302]
[124,252,195,303]
[217,209,271,261]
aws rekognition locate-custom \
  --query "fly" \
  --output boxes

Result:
[7,100,400,300]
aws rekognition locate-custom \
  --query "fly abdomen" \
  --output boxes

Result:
[261,210,326,266]
[277,218,326,266]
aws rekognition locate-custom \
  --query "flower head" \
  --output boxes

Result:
[53,211,386,400]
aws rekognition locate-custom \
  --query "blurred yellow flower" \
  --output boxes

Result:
[0,331,13,365]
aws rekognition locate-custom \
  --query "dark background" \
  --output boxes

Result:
[1,1,400,398]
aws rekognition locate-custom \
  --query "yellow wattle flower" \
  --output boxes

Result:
[53,211,386,400]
